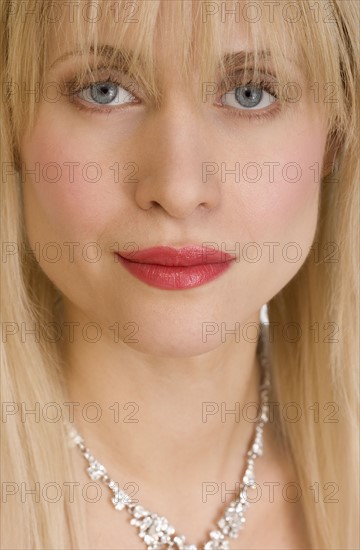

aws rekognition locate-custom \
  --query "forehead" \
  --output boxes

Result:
[44,0,305,101]
[47,0,295,65]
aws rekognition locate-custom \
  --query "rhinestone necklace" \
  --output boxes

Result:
[65,352,270,550]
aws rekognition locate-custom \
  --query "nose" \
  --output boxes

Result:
[132,96,221,219]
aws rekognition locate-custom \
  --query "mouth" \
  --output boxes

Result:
[115,245,236,290]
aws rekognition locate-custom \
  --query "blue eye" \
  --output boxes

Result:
[235,85,262,107]
[222,84,277,110]
[78,81,136,106]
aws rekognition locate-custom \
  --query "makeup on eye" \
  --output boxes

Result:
[77,80,137,106]
[60,66,281,119]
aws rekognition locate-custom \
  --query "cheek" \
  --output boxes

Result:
[20,115,119,243]
[227,126,326,243]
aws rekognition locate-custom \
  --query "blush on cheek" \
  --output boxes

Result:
[21,132,117,241]
[240,133,326,237]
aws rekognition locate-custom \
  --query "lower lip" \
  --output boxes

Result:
[116,255,233,290]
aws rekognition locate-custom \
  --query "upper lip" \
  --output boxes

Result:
[116,246,236,266]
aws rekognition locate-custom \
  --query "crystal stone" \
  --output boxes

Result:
[86,460,107,481]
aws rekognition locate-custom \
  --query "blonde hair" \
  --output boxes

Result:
[1,1,359,548]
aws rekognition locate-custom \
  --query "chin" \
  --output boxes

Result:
[124,332,219,358]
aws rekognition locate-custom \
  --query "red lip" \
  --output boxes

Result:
[115,246,235,290]
[116,246,235,266]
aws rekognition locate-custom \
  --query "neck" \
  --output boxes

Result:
[60,301,265,496]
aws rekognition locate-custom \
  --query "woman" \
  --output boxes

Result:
[1,0,358,548]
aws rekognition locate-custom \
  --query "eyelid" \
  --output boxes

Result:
[218,69,279,92]
[60,65,283,121]
[219,80,279,105]
[78,83,137,108]
[220,86,278,109]
[60,66,142,100]
[214,72,283,122]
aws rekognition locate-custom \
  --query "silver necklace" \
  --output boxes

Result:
[65,351,270,550]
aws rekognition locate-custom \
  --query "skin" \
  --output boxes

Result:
[18,4,332,548]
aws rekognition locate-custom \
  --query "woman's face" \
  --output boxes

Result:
[20,11,330,357]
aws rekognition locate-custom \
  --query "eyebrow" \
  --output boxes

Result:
[49,45,137,71]
[223,49,273,67]
[49,44,275,72]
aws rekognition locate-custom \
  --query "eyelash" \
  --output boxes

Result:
[62,70,282,121]
[217,78,281,122]
[61,70,136,115]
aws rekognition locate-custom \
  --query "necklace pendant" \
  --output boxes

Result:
[128,506,231,550]
[130,505,176,548]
